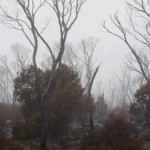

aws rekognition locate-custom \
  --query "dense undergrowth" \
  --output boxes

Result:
[0,114,144,150]
[81,113,143,150]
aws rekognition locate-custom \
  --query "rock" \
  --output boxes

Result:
[6,135,13,140]
[5,120,12,126]
[140,128,150,141]
[144,134,150,141]
[2,120,13,140]
[143,142,150,150]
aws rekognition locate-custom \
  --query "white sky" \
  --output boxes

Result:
[0,0,130,94]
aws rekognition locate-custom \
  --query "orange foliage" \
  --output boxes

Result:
[81,113,143,150]
[105,113,132,138]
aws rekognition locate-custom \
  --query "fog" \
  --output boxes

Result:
[0,0,128,92]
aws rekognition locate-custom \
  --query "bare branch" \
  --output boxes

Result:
[102,11,149,84]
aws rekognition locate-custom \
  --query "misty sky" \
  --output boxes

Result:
[0,0,130,93]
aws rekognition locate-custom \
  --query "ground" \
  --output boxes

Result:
[143,142,150,150]
[13,139,150,150]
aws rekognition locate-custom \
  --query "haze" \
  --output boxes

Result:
[0,0,127,91]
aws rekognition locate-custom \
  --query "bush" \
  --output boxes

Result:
[48,65,83,140]
[12,113,42,140]
[12,121,29,140]
[81,113,143,150]
[0,135,23,150]
[0,103,22,127]
[105,113,132,138]
[0,103,11,127]
[110,139,142,150]
[81,132,142,150]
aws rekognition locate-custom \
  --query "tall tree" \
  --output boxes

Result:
[69,37,100,131]
[48,64,83,140]
[102,0,150,86]
[0,43,30,103]
[13,64,83,140]
[0,0,88,148]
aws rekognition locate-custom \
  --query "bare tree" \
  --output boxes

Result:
[102,0,150,86]
[69,37,100,131]
[0,0,88,149]
[0,56,14,93]
[0,43,30,103]
[0,0,49,72]
[114,67,137,108]
[125,49,150,82]
[41,42,83,73]
[106,66,141,112]
[45,38,101,131]
[70,37,100,90]
[41,1,88,148]
[11,43,31,71]
[0,64,12,103]
[88,65,99,131]
[78,38,100,131]
[106,78,118,110]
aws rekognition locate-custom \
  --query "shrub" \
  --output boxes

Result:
[28,112,42,137]
[0,103,11,127]
[0,135,23,150]
[110,139,143,150]
[0,103,22,127]
[13,114,42,140]
[48,65,83,140]
[81,132,142,150]
[81,113,143,150]
[12,121,29,140]
[105,113,132,139]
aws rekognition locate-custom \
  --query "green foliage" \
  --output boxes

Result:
[48,64,83,139]
[13,65,50,119]
[13,64,83,140]
[129,83,150,126]
[13,121,30,140]
[12,112,42,140]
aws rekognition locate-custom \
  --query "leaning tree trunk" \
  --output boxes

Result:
[40,44,65,150]
[40,61,57,150]
[87,66,99,132]
[89,110,94,131]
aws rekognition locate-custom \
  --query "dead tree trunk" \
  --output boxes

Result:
[87,66,100,132]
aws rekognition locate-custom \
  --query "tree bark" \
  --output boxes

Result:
[40,114,49,150]
[40,62,57,150]
[87,66,100,132]
[89,110,94,131]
